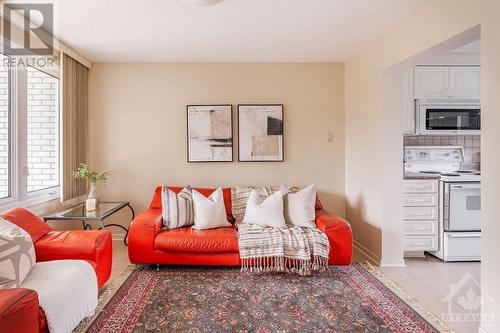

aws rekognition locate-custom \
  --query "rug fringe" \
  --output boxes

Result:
[360,261,455,333]
[241,255,328,276]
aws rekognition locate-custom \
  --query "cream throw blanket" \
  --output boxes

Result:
[237,223,330,276]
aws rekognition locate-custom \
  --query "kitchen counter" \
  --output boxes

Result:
[404,171,441,180]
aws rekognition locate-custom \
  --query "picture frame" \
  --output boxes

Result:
[187,104,233,162]
[238,104,284,162]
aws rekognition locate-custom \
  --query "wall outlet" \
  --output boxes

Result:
[327,132,334,143]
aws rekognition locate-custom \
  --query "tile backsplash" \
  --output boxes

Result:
[404,135,480,168]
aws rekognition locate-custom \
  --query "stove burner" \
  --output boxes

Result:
[441,172,460,177]
[456,170,475,174]
[419,171,442,174]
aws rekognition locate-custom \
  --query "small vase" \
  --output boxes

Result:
[88,182,100,207]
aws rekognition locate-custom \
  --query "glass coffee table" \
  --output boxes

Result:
[43,202,134,245]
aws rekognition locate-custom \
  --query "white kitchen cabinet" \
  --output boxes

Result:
[414,65,480,100]
[403,179,439,253]
[414,66,449,99]
[403,179,439,193]
[449,66,481,99]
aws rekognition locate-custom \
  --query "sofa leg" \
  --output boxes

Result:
[156,264,159,272]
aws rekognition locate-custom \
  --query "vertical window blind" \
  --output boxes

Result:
[61,53,88,201]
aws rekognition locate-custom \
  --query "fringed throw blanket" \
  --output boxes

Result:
[237,223,330,276]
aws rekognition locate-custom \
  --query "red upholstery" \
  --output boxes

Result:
[155,226,239,253]
[0,289,40,333]
[0,208,52,242]
[35,230,113,288]
[129,188,353,266]
[0,207,113,332]
[315,209,353,265]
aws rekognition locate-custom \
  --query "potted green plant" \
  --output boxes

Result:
[73,163,109,210]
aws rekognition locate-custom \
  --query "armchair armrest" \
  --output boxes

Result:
[0,288,40,333]
[127,208,162,264]
[34,230,113,288]
[315,209,353,265]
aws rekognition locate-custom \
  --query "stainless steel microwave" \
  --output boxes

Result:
[418,99,481,135]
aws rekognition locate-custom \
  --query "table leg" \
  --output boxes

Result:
[99,204,134,246]
[82,220,92,230]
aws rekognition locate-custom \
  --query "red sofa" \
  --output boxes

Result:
[0,207,113,333]
[128,187,352,266]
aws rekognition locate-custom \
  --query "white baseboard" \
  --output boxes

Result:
[404,250,426,258]
[353,240,381,266]
[380,263,407,268]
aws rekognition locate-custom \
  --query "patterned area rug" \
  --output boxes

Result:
[76,263,452,333]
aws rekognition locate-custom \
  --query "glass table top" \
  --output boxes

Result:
[44,202,129,221]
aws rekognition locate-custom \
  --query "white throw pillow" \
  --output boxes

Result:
[192,188,232,230]
[242,190,287,228]
[0,217,36,289]
[231,186,274,225]
[281,184,317,228]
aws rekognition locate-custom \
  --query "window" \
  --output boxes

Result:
[0,54,10,199]
[0,54,60,209]
[27,67,59,192]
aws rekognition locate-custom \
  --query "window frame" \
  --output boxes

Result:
[0,56,60,211]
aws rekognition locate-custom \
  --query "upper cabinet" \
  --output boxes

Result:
[449,67,481,99]
[414,66,480,100]
[414,66,449,99]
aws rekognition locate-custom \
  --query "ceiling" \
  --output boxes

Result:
[45,0,431,63]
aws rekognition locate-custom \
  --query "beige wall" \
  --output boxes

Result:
[345,0,499,330]
[88,63,345,227]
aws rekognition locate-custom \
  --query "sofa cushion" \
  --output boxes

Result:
[155,226,239,253]
[0,208,53,243]
[150,186,233,216]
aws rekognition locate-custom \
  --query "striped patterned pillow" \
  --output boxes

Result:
[161,186,194,229]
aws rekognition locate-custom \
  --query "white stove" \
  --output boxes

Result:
[404,146,480,182]
[404,146,481,262]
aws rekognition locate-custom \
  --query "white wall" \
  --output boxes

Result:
[88,63,346,230]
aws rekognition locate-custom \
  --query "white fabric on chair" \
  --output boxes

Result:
[21,260,98,333]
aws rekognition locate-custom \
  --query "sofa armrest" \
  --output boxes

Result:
[0,288,40,333]
[34,230,113,288]
[315,209,353,265]
[127,208,162,263]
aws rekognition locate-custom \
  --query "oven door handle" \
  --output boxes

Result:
[448,233,481,238]
[450,184,481,190]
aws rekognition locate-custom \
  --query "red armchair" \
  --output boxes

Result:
[0,207,113,333]
[128,187,352,266]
